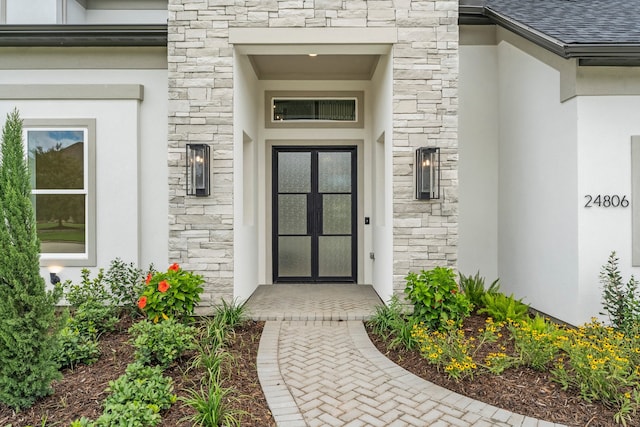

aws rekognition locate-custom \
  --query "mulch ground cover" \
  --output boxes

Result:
[0,317,275,427]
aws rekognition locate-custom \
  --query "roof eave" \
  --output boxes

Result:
[480,7,640,66]
[459,4,493,25]
[0,24,168,47]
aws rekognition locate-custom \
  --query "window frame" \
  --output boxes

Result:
[23,118,96,267]
[265,91,364,129]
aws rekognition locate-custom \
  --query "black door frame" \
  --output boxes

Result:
[272,146,357,283]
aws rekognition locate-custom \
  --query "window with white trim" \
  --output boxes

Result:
[24,119,96,266]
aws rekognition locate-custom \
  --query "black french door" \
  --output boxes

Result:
[273,146,357,283]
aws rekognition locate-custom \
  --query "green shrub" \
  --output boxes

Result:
[63,268,110,309]
[458,271,500,309]
[129,319,197,368]
[405,267,473,330]
[104,258,153,316]
[0,109,63,409]
[95,401,161,427]
[137,263,204,321]
[70,301,118,337]
[56,323,100,369]
[96,362,176,427]
[478,292,529,322]
[600,252,640,335]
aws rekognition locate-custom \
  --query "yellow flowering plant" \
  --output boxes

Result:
[412,318,505,381]
[551,319,640,423]
[508,314,564,371]
[137,263,204,322]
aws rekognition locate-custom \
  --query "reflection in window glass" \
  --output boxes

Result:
[26,129,87,255]
[273,99,356,122]
[33,194,86,253]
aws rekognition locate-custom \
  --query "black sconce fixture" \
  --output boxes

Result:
[415,147,440,200]
[50,272,61,285]
[186,144,210,197]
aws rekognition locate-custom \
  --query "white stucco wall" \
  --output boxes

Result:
[6,0,57,24]
[458,42,499,281]
[66,0,86,23]
[496,37,580,324]
[370,52,394,302]
[577,96,640,321]
[0,68,168,287]
[83,10,168,24]
[233,53,260,302]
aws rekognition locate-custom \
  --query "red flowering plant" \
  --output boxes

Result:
[137,263,205,322]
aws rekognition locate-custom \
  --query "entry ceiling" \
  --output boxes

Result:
[248,54,380,80]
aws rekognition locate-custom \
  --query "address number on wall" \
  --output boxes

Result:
[584,195,629,208]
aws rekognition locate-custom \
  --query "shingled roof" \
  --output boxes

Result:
[460,0,640,65]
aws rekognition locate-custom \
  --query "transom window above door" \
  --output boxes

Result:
[265,91,364,129]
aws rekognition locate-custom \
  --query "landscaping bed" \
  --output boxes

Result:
[367,313,630,427]
[0,316,275,427]
[1,312,637,427]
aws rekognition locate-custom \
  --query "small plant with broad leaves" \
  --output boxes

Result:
[95,362,176,427]
[405,267,473,330]
[600,251,640,336]
[56,320,100,369]
[137,263,204,322]
[129,318,197,368]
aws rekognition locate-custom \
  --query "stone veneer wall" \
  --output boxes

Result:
[167,0,459,306]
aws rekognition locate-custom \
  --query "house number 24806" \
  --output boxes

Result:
[584,194,629,208]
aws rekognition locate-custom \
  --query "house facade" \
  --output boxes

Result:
[1,0,638,326]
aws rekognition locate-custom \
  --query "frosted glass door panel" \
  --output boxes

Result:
[318,236,351,277]
[318,152,351,193]
[322,194,351,235]
[273,147,356,282]
[278,152,310,193]
[278,236,311,277]
[278,194,307,235]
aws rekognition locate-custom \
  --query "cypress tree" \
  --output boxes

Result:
[0,109,61,410]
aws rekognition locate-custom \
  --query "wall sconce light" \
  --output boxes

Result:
[186,144,210,197]
[415,147,440,200]
[48,266,62,285]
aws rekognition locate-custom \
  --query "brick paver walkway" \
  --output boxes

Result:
[248,285,566,426]
[257,320,567,427]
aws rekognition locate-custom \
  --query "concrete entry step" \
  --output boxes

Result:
[244,284,383,321]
